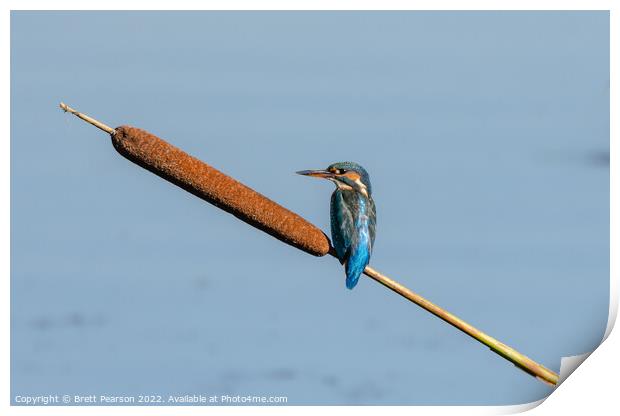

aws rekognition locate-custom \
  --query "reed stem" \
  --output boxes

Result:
[60,102,116,135]
[361,264,559,386]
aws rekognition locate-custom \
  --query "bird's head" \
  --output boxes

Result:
[297,161,372,196]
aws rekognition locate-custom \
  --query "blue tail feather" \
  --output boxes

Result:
[345,247,370,289]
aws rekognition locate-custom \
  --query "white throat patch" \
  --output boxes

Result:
[334,181,354,191]
[333,178,368,196]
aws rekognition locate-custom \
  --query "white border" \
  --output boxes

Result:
[2,1,616,415]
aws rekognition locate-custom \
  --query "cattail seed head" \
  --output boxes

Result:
[111,126,331,257]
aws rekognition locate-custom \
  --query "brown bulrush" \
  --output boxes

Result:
[59,102,560,387]
[112,126,331,257]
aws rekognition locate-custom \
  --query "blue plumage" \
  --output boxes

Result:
[297,162,376,289]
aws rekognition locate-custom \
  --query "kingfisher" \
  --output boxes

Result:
[297,162,376,289]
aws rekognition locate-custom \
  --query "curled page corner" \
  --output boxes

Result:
[555,284,617,386]
[559,352,593,384]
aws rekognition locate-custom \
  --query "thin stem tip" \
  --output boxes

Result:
[59,102,116,135]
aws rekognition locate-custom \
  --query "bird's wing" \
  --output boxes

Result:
[368,196,376,252]
[330,189,356,263]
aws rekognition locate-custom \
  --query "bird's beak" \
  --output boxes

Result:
[296,169,335,179]
[295,170,334,179]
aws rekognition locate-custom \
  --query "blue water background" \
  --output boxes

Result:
[11,11,609,405]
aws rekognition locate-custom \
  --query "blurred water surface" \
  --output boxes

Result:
[11,11,609,405]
